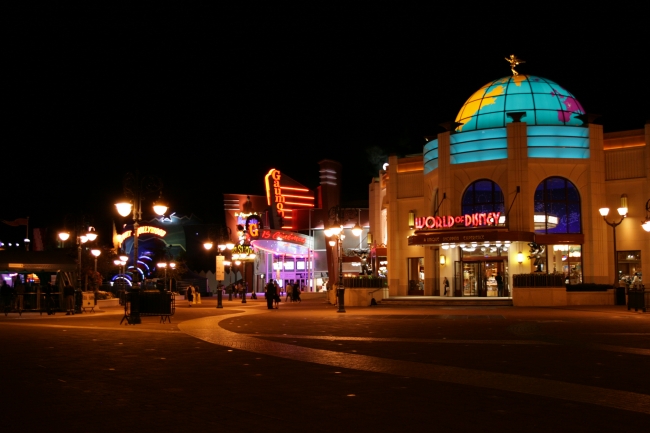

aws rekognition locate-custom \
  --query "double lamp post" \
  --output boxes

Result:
[204,232,234,308]
[324,205,362,313]
[114,172,167,324]
[58,224,99,292]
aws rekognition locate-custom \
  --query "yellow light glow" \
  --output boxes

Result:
[115,202,132,217]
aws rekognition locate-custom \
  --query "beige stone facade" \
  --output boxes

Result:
[369,115,648,303]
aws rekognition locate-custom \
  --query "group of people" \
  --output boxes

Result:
[1,280,74,314]
[262,280,302,309]
[228,280,255,299]
[284,282,302,303]
[186,285,198,306]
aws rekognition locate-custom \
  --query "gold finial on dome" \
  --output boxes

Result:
[505,54,525,76]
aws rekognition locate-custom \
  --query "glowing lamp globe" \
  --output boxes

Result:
[115,201,133,217]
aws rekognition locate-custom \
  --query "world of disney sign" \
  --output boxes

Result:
[415,212,502,230]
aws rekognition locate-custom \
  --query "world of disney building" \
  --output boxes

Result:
[369,71,649,306]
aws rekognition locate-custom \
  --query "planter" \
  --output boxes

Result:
[513,287,615,307]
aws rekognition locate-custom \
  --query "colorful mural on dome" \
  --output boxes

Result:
[454,75,585,132]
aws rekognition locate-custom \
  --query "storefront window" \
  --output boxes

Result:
[617,250,642,284]
[547,244,582,282]
[534,177,582,234]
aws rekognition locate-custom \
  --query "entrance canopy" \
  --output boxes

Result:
[0,250,77,273]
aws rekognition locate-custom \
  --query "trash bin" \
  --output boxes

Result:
[75,289,83,313]
[615,287,626,305]
[627,288,646,312]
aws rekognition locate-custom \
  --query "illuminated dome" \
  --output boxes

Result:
[454,75,585,132]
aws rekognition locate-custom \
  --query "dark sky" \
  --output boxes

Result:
[4,7,648,242]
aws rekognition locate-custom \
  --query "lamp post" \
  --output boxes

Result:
[204,228,234,308]
[642,199,650,232]
[115,172,167,287]
[156,261,175,292]
[115,172,167,324]
[158,262,167,291]
[91,249,101,272]
[324,205,362,313]
[599,194,628,286]
[58,224,99,292]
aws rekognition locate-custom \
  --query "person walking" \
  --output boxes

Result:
[63,283,75,315]
[186,285,194,307]
[285,282,293,302]
[294,284,302,303]
[265,281,276,309]
[495,273,504,297]
[1,281,13,313]
[273,280,281,307]
[443,277,450,296]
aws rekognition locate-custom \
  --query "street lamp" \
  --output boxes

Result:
[91,249,101,272]
[58,224,99,292]
[115,172,167,287]
[324,205,362,313]
[599,194,628,286]
[115,172,167,325]
[204,234,234,309]
[642,199,650,232]
[156,261,176,292]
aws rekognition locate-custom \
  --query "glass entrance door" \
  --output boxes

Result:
[462,262,480,296]
[461,260,507,297]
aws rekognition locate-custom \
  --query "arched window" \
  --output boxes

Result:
[534,177,581,234]
[461,179,505,217]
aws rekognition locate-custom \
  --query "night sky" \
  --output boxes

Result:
[4,7,648,245]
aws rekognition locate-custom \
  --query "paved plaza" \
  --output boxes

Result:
[1,293,649,432]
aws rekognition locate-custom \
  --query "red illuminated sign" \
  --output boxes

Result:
[264,168,314,229]
[415,212,501,230]
[257,229,307,245]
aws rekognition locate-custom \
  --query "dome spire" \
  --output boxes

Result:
[505,54,525,76]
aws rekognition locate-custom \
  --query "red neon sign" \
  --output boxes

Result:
[259,229,307,245]
[415,212,502,230]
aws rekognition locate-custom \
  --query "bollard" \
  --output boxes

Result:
[337,286,346,313]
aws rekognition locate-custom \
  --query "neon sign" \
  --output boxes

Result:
[258,229,307,245]
[246,214,262,238]
[415,212,502,230]
[264,168,314,229]
[117,226,167,244]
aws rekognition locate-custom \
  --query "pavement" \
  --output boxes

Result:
[1,292,649,432]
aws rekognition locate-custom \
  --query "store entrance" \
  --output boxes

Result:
[460,260,507,297]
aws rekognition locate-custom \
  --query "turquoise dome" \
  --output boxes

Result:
[454,75,585,132]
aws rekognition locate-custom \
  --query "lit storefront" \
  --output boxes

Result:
[223,161,369,294]
[369,70,649,301]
